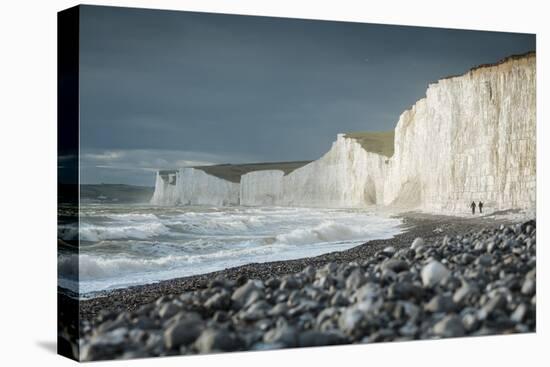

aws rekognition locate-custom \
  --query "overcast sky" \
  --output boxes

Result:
[79,5,535,186]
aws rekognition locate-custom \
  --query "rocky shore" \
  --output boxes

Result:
[77,214,536,361]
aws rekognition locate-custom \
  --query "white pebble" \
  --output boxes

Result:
[411,237,425,250]
[421,260,450,287]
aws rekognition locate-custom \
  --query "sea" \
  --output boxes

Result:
[58,204,404,298]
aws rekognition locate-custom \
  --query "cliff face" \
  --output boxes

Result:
[151,171,179,205]
[240,136,388,207]
[385,53,536,212]
[152,53,536,213]
[151,168,240,206]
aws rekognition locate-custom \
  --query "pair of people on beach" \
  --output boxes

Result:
[471,201,483,214]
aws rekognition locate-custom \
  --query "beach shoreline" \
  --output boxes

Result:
[68,210,536,360]
[77,211,522,321]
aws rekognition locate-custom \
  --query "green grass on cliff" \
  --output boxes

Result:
[344,130,395,157]
[194,161,311,183]
[197,131,395,183]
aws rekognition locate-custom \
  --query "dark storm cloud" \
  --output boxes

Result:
[78,5,535,185]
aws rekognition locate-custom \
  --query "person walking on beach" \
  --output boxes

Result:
[470,201,476,215]
[478,201,483,214]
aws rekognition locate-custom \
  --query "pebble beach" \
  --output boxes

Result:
[69,213,536,360]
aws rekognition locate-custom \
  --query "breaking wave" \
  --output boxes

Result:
[275,220,372,245]
[79,222,170,241]
[63,204,404,296]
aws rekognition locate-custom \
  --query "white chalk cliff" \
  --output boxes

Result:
[151,168,240,206]
[152,53,536,213]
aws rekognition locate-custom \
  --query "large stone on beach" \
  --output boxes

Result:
[453,282,479,305]
[381,259,409,273]
[421,260,450,287]
[268,302,289,317]
[96,318,127,334]
[81,327,129,361]
[388,281,422,300]
[511,303,528,323]
[265,277,281,289]
[476,254,493,267]
[231,280,264,308]
[204,289,232,310]
[382,246,397,256]
[339,308,362,335]
[521,278,535,296]
[163,315,203,349]
[425,295,456,313]
[478,294,507,320]
[263,323,298,347]
[297,330,346,347]
[353,283,381,302]
[239,300,270,321]
[411,237,425,251]
[399,322,418,337]
[432,315,465,337]
[346,268,366,289]
[280,276,300,290]
[158,302,180,320]
[195,328,242,353]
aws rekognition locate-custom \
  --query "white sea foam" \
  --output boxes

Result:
[77,243,279,280]
[275,220,372,245]
[104,213,159,221]
[58,224,79,241]
[79,222,170,241]
[61,204,404,296]
[78,254,178,279]
[58,253,78,279]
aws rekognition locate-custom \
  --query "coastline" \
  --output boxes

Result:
[77,211,521,321]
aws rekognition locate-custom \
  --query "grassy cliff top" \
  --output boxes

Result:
[344,130,395,157]
[194,161,311,183]
[437,50,535,83]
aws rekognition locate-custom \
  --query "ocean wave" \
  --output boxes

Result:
[79,222,170,241]
[58,224,79,241]
[58,253,79,279]
[73,204,404,294]
[275,220,371,245]
[78,254,176,279]
[103,213,159,221]
[162,212,273,236]
[75,243,280,280]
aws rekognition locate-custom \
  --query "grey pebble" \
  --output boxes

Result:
[432,315,465,337]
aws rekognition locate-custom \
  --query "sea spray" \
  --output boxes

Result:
[60,204,404,297]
